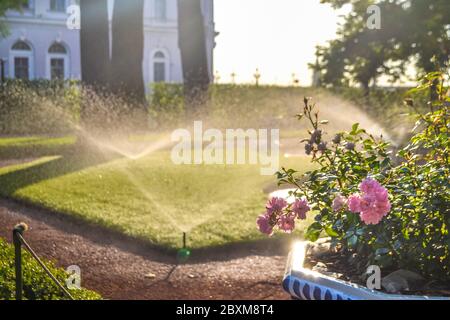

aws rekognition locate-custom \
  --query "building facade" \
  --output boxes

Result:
[0,0,215,88]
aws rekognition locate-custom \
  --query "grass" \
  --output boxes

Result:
[0,136,75,159]
[0,137,316,249]
[0,85,403,250]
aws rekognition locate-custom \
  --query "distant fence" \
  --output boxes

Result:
[12,224,74,300]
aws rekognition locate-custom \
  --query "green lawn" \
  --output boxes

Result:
[0,137,315,249]
[0,136,75,159]
[0,85,395,250]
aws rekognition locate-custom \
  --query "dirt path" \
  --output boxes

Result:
[0,199,291,300]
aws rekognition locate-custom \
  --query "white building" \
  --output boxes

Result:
[0,0,215,87]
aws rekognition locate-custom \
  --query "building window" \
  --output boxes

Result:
[155,0,166,21]
[49,43,67,54]
[10,41,33,80]
[154,62,165,82]
[14,57,29,80]
[12,41,32,51]
[153,51,167,82]
[50,59,64,80]
[50,0,66,12]
[47,42,69,80]
[22,0,34,10]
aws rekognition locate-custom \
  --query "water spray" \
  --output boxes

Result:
[177,232,191,263]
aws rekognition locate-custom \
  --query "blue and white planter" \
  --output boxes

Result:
[283,242,450,301]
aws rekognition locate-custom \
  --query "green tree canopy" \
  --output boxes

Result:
[0,0,27,37]
[313,0,450,89]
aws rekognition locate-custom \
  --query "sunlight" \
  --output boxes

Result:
[214,0,351,85]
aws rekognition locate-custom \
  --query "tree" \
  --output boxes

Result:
[79,0,110,132]
[80,0,147,131]
[111,0,146,107]
[79,0,110,89]
[177,0,210,111]
[405,0,450,73]
[0,0,27,37]
[314,0,450,90]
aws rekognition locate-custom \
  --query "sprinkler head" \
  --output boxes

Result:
[177,248,191,263]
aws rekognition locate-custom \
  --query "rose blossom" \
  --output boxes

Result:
[332,195,347,212]
[348,178,391,225]
[266,197,288,215]
[348,194,362,212]
[360,178,381,194]
[292,198,310,220]
[257,214,273,236]
[278,213,296,233]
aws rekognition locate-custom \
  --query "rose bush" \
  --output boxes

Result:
[259,71,449,280]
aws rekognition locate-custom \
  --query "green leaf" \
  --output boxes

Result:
[347,235,358,248]
[351,123,360,135]
[375,248,390,256]
[375,254,393,268]
[305,222,323,242]
[325,225,339,238]
[346,212,359,225]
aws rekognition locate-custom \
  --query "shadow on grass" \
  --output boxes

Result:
[0,140,121,196]
[0,144,74,161]
[0,136,75,160]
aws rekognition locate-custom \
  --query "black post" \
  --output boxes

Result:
[183,232,187,249]
[0,59,5,83]
[13,224,27,300]
[13,227,24,300]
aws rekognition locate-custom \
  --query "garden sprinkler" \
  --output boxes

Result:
[177,232,191,263]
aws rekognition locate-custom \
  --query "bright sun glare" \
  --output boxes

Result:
[214,0,351,86]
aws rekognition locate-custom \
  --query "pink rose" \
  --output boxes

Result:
[278,213,296,233]
[266,197,288,215]
[348,194,362,213]
[257,214,273,236]
[348,178,391,225]
[359,178,380,194]
[292,198,310,220]
[360,210,384,225]
[332,195,347,212]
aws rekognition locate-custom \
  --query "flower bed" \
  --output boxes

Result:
[258,71,450,297]
[283,241,450,300]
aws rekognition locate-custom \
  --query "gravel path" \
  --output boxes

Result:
[0,199,291,300]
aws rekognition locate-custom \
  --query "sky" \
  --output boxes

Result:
[213,0,351,86]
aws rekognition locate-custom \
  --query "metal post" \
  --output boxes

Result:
[0,59,5,83]
[183,232,187,249]
[13,224,26,300]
